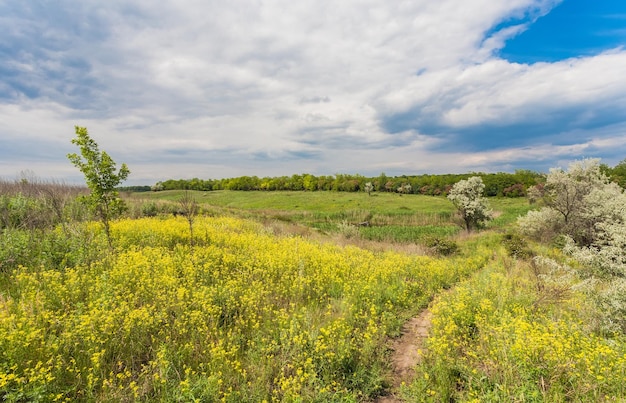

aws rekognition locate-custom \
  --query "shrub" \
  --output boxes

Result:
[141,202,159,217]
[503,183,526,197]
[594,278,626,334]
[423,236,458,256]
[501,232,533,259]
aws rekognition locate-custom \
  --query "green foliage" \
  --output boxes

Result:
[607,158,626,189]
[0,179,86,230]
[423,236,459,256]
[447,176,492,232]
[501,232,533,259]
[0,193,44,229]
[360,225,460,244]
[154,171,543,196]
[140,202,158,217]
[0,229,33,273]
[67,126,130,245]
[0,224,107,274]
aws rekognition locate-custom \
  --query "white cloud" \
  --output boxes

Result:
[1,0,625,183]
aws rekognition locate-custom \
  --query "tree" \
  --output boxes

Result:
[178,191,199,248]
[518,159,609,246]
[609,158,626,189]
[67,126,130,246]
[447,176,491,232]
[397,183,412,195]
[364,182,374,196]
[518,158,626,333]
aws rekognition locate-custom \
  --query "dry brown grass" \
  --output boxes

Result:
[0,177,87,229]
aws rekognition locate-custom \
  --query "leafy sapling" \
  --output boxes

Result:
[67,126,130,247]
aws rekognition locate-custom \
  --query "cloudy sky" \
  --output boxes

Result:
[1,0,625,185]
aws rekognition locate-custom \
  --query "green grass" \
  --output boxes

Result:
[360,225,460,243]
[132,190,453,214]
[488,197,537,227]
[130,191,532,244]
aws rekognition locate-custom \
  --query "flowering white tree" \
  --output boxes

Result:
[518,159,621,247]
[562,182,626,277]
[447,176,491,232]
[364,182,374,196]
[518,159,626,332]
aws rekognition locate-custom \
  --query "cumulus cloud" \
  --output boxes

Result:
[0,0,624,183]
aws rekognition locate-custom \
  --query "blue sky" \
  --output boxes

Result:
[1,0,625,185]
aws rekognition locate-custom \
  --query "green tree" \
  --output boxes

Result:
[609,158,626,189]
[67,126,130,246]
[447,176,491,232]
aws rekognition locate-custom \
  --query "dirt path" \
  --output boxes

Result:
[374,309,433,402]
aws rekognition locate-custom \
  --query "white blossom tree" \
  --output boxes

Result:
[518,159,626,332]
[447,176,491,232]
[364,182,374,196]
[518,159,619,247]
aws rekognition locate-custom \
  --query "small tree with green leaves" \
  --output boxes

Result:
[447,176,491,232]
[67,126,130,246]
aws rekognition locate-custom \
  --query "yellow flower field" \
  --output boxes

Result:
[409,259,626,402]
[0,216,487,402]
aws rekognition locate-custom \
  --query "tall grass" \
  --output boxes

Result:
[359,225,460,243]
[0,178,87,230]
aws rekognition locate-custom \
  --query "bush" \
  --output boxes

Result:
[517,207,563,243]
[337,220,359,239]
[0,179,87,230]
[594,278,626,334]
[141,202,159,217]
[503,183,526,197]
[423,236,458,256]
[501,232,533,259]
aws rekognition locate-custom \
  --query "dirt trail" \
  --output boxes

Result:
[375,309,433,403]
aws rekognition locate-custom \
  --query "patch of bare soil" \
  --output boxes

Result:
[374,309,433,403]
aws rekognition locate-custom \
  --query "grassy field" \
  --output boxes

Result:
[4,187,624,401]
[129,190,533,243]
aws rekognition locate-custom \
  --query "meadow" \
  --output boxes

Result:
[2,185,625,401]
[129,190,532,242]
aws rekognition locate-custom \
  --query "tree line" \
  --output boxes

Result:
[138,171,542,197]
[118,160,626,197]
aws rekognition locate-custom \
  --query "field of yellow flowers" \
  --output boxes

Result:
[0,216,489,402]
[405,237,626,402]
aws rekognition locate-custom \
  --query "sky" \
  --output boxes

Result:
[1,0,626,185]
